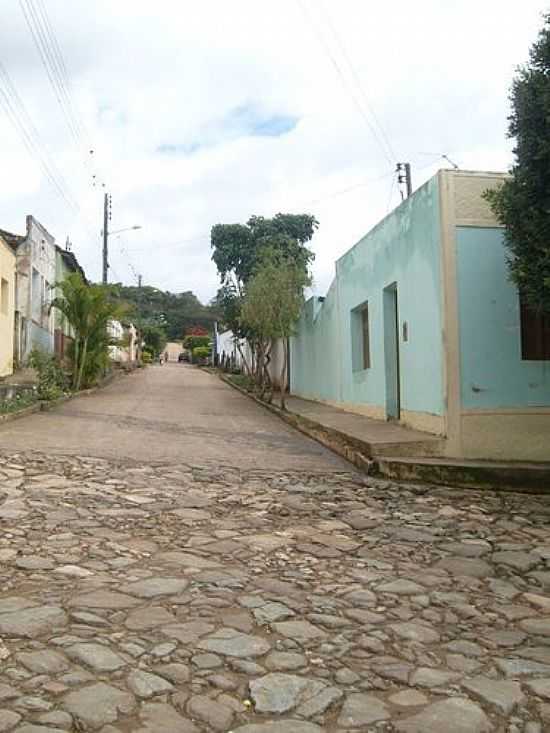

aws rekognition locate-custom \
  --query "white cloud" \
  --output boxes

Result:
[0,0,547,301]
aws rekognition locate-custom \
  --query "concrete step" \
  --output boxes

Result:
[375,455,550,493]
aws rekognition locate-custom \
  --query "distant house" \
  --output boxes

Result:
[0,232,17,377]
[1,216,57,364]
[291,169,550,462]
[54,243,86,363]
[108,320,138,364]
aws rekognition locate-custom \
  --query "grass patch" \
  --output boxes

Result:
[0,392,38,415]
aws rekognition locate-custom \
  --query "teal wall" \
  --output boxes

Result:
[291,176,445,418]
[456,226,550,408]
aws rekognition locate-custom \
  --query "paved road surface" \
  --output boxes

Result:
[0,365,347,470]
[0,365,550,732]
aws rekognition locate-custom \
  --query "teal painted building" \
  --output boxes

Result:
[291,170,550,461]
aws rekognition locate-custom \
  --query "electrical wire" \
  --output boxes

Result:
[297,0,395,168]
[316,0,397,164]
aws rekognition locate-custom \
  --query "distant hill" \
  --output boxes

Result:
[111,284,219,339]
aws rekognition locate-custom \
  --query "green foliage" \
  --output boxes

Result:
[183,334,210,350]
[108,284,218,340]
[141,351,153,364]
[0,390,38,414]
[211,213,317,346]
[192,346,211,361]
[50,273,125,390]
[28,349,68,401]
[484,14,550,312]
[241,249,311,408]
[141,324,167,357]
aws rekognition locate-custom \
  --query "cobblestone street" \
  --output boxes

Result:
[1,369,550,731]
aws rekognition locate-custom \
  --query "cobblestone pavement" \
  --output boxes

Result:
[2,451,550,732]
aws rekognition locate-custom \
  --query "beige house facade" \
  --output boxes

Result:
[0,234,16,377]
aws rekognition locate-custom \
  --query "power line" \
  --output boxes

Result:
[297,0,395,167]
[316,0,397,163]
[18,0,105,188]
[0,61,80,212]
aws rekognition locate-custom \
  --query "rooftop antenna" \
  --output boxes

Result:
[442,154,459,170]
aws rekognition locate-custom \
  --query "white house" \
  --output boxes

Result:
[4,216,57,364]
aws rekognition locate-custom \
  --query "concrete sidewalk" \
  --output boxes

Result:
[285,395,443,458]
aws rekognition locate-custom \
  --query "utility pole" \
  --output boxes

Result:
[102,192,108,284]
[138,274,142,288]
[396,163,412,199]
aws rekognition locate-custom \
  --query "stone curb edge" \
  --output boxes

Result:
[215,371,373,474]
[0,366,139,422]
[215,370,550,493]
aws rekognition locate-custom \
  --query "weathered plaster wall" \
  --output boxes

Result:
[15,217,56,361]
[291,176,445,432]
[456,226,550,410]
[0,238,16,377]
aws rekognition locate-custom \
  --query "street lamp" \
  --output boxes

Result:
[102,220,142,284]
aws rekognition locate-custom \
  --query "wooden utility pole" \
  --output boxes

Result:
[102,192,109,284]
[396,163,413,199]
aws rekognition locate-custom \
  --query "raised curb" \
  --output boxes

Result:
[0,369,129,423]
[217,372,373,473]
[217,371,550,493]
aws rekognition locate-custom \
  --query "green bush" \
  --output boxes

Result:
[192,346,211,361]
[142,351,152,363]
[0,391,38,414]
[28,349,69,400]
[184,335,210,351]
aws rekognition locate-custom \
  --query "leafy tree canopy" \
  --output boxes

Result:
[108,284,218,339]
[485,14,550,312]
[211,212,318,340]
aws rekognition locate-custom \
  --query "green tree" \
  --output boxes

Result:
[241,250,311,409]
[485,14,550,313]
[50,273,124,390]
[141,324,167,357]
[211,213,318,378]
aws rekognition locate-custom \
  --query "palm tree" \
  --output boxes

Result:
[50,273,124,391]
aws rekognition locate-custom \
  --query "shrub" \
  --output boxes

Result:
[192,346,211,362]
[28,349,69,400]
[183,335,210,351]
[142,351,152,364]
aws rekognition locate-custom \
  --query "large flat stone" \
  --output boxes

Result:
[377,579,425,595]
[437,558,493,578]
[272,620,327,643]
[250,673,325,714]
[17,650,69,674]
[0,597,38,615]
[198,628,270,657]
[66,643,127,672]
[137,701,199,732]
[127,670,174,698]
[394,697,493,733]
[125,606,175,630]
[462,676,524,714]
[337,693,390,727]
[390,622,440,644]
[155,551,221,569]
[520,617,550,636]
[69,590,141,609]
[0,606,67,638]
[63,682,135,729]
[233,724,322,733]
[119,577,189,598]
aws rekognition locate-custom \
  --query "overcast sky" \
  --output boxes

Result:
[0,0,547,302]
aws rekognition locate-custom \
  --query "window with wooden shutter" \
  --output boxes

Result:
[520,297,550,361]
[361,305,370,369]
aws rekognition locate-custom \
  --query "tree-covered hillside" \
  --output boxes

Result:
[110,285,218,339]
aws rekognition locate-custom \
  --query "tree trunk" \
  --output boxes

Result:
[72,338,80,391]
[236,340,251,377]
[76,337,88,392]
[280,338,288,410]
